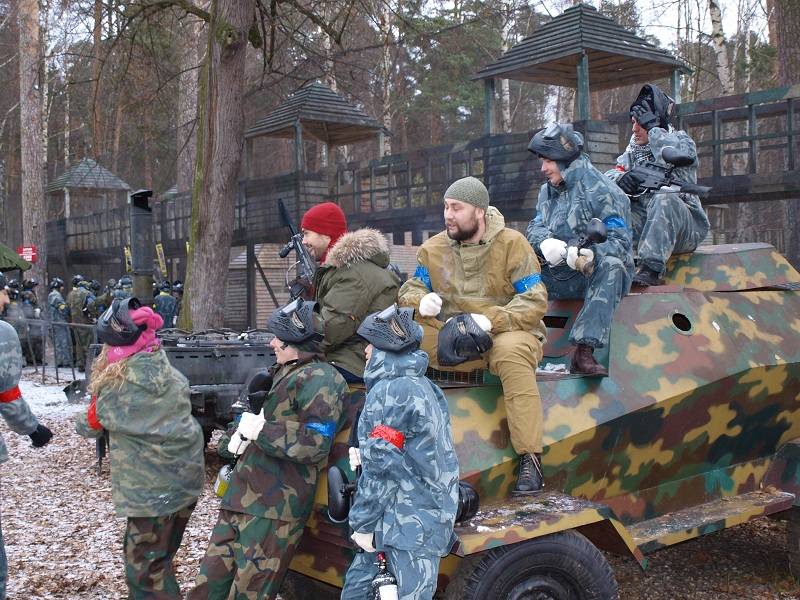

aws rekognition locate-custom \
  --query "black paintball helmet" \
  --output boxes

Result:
[120,275,132,288]
[357,304,420,354]
[173,280,184,294]
[160,280,171,292]
[50,277,64,290]
[7,279,19,290]
[72,274,84,287]
[631,83,675,129]
[23,278,38,289]
[96,296,144,347]
[527,122,582,168]
[437,313,494,367]
[90,279,101,293]
[267,298,324,346]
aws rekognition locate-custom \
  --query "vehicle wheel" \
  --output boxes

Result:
[461,530,619,600]
[444,552,484,600]
[786,507,800,580]
[279,570,340,600]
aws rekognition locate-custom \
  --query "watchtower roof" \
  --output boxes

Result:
[45,158,131,194]
[472,3,690,90]
[244,82,383,145]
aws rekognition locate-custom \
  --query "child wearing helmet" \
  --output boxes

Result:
[189,299,350,600]
[75,297,205,600]
[341,304,459,600]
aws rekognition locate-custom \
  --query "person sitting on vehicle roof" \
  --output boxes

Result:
[526,122,634,377]
[606,83,711,286]
[188,299,349,600]
[397,176,548,495]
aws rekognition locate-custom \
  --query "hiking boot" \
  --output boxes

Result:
[513,453,543,495]
[571,344,608,377]
[632,265,663,287]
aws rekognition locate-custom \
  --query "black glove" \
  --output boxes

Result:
[289,278,313,300]
[630,103,659,132]
[29,424,53,448]
[617,171,645,196]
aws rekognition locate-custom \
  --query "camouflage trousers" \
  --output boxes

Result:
[188,509,306,600]
[341,547,441,600]
[73,327,93,369]
[0,512,6,600]
[123,502,195,600]
[632,193,709,276]
[418,319,544,455]
[541,255,632,349]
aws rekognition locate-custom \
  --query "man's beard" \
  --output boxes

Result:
[447,216,480,242]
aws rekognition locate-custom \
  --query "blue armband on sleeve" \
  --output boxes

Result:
[306,421,337,439]
[603,217,631,237]
[513,273,542,294]
[413,266,433,292]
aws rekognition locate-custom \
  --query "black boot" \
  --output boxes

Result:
[632,265,663,286]
[571,344,608,377]
[513,452,543,495]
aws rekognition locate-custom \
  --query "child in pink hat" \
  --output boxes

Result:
[75,297,204,600]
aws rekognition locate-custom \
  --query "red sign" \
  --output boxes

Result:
[18,246,36,263]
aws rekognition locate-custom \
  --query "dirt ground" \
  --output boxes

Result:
[3,368,800,599]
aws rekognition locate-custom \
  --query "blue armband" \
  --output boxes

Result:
[603,217,631,237]
[533,214,543,222]
[413,266,433,292]
[513,273,542,294]
[306,421,337,439]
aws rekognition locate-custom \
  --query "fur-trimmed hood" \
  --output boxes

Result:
[323,228,391,269]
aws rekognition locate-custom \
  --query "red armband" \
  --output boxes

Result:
[369,424,405,450]
[616,165,626,172]
[87,395,103,431]
[0,385,22,403]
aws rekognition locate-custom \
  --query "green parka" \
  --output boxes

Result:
[75,349,205,517]
[312,228,400,377]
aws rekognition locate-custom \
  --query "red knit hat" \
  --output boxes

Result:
[301,203,347,241]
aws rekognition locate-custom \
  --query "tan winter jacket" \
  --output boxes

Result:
[398,206,548,339]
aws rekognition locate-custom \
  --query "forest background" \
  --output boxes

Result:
[2,0,799,328]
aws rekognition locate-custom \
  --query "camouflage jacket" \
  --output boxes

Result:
[527,153,635,274]
[0,321,39,464]
[607,127,710,241]
[398,206,548,340]
[48,290,69,322]
[351,346,459,555]
[153,292,177,329]
[217,351,349,521]
[65,287,94,324]
[75,348,205,517]
[312,228,400,377]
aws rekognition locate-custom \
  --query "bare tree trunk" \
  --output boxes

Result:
[19,0,46,295]
[92,0,103,156]
[182,0,254,330]
[708,0,734,95]
[177,10,204,196]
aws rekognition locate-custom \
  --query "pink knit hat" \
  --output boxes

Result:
[106,307,163,363]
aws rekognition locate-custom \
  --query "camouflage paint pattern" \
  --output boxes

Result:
[153,293,177,331]
[285,243,800,593]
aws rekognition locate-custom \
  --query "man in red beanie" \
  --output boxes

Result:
[300,202,400,383]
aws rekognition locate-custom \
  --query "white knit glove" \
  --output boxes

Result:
[470,313,492,332]
[237,411,266,440]
[418,292,442,317]
[351,531,376,553]
[567,246,594,270]
[227,431,251,456]
[540,238,568,266]
[348,447,361,471]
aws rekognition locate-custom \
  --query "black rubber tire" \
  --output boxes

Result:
[786,507,800,580]
[279,570,341,600]
[461,530,619,600]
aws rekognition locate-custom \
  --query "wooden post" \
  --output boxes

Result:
[670,71,682,104]
[577,53,590,121]
[295,122,303,172]
[484,79,496,135]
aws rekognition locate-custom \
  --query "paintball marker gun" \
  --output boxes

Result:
[625,146,712,199]
[570,218,608,277]
[278,198,318,300]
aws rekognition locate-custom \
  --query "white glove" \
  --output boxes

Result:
[567,246,594,270]
[348,447,361,471]
[351,531,376,553]
[418,292,442,317]
[34,307,41,318]
[227,431,251,456]
[470,313,492,332]
[237,411,266,440]
[540,238,568,266]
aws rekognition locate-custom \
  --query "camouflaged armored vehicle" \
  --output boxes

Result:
[277,242,800,600]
